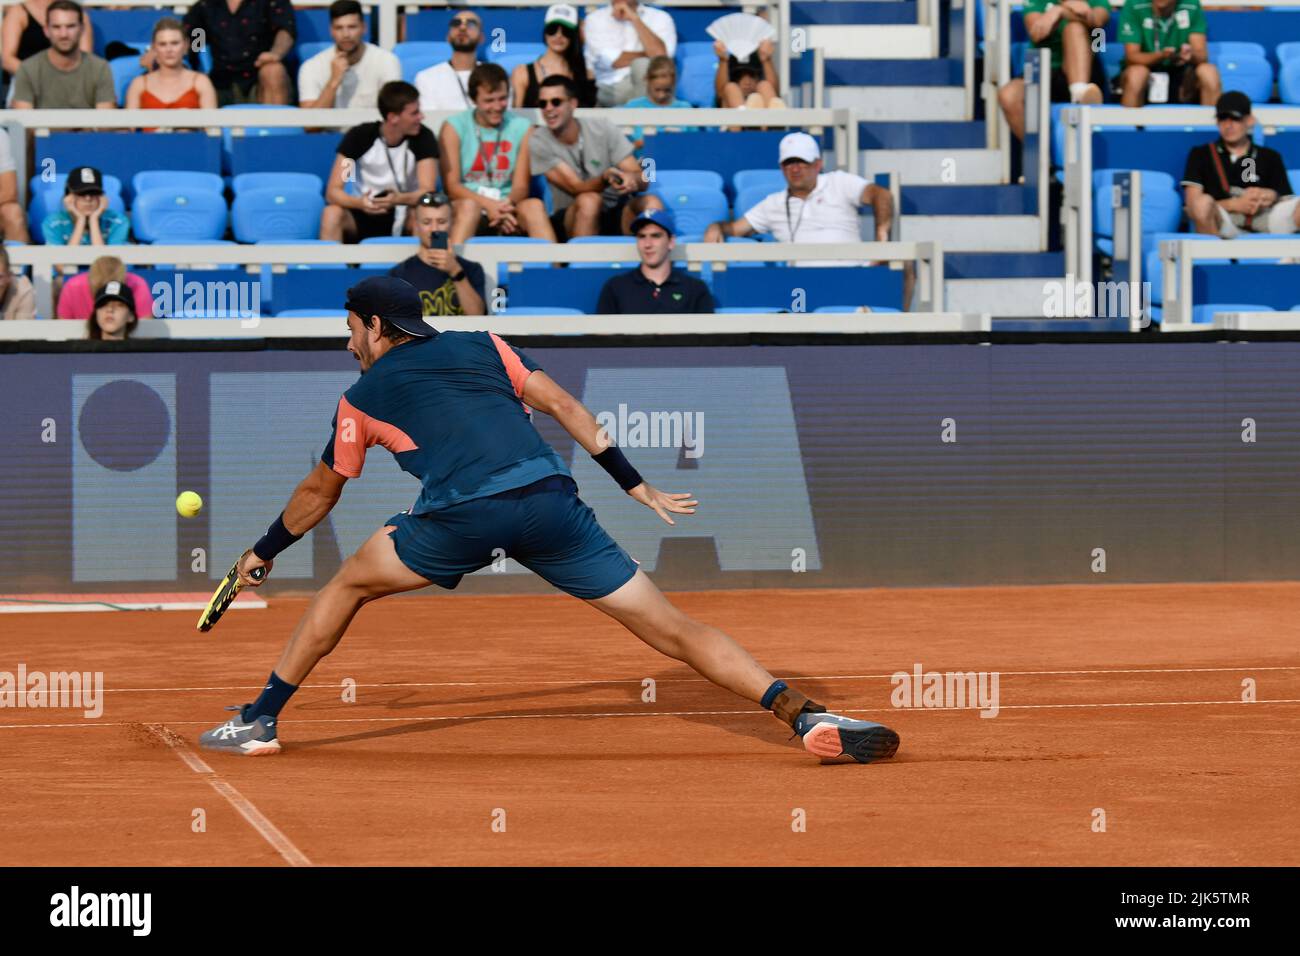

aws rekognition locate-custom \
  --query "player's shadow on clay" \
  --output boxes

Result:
[287,671,855,754]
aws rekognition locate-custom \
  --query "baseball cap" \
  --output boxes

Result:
[93,280,134,313]
[630,206,677,236]
[66,166,104,194]
[344,276,437,338]
[1216,90,1252,120]
[544,3,578,28]
[778,132,821,165]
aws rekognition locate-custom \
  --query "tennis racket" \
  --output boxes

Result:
[197,557,265,632]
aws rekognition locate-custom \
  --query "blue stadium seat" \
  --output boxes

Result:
[674,41,714,73]
[1009,41,1028,80]
[293,7,338,45]
[677,51,716,108]
[1191,303,1273,323]
[490,51,538,81]
[405,9,542,42]
[1281,61,1300,104]
[1208,42,1268,62]
[359,236,419,245]
[275,308,349,318]
[490,42,545,64]
[496,306,586,315]
[1213,56,1274,103]
[1279,42,1300,66]
[712,267,903,311]
[37,133,222,203]
[232,187,325,242]
[649,169,725,194]
[1098,41,1126,81]
[813,305,901,313]
[1093,169,1182,256]
[394,41,453,82]
[733,168,785,197]
[642,132,788,193]
[91,10,167,57]
[296,41,334,64]
[131,188,228,243]
[228,133,341,181]
[735,184,777,219]
[1143,233,1225,305]
[566,235,636,268]
[133,171,225,197]
[658,186,728,236]
[110,56,144,106]
[233,172,325,195]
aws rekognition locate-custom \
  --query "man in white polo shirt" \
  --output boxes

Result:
[703,132,893,264]
[583,1,677,106]
[299,0,401,110]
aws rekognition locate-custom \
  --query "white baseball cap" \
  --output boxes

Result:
[544,4,579,28]
[779,132,821,165]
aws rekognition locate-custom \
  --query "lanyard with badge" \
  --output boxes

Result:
[474,121,506,200]
[784,190,807,242]
[383,141,411,192]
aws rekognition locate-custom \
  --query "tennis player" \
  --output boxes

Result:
[199,276,899,764]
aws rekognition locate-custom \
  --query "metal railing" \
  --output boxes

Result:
[1160,237,1300,330]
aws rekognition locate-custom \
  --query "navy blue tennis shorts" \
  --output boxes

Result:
[385,475,639,600]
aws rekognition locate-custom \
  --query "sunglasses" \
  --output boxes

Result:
[544,22,571,35]
[449,17,480,28]
[538,96,568,108]
[417,191,450,207]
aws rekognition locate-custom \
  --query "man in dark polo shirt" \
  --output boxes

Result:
[595,208,714,314]
[1183,91,1299,237]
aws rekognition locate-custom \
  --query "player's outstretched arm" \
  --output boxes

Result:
[521,370,698,525]
[236,461,349,585]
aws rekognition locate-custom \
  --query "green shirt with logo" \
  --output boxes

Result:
[1021,0,1112,72]
[1118,0,1207,69]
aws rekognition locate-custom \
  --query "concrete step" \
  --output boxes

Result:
[793,1,918,24]
[859,120,985,149]
[829,86,966,121]
[902,215,1040,252]
[903,185,1035,216]
[805,25,934,59]
[945,251,1066,278]
[945,277,1065,314]
[861,148,1003,185]
[822,58,963,86]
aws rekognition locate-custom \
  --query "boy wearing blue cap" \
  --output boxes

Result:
[596,207,713,314]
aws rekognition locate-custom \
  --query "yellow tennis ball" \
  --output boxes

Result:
[176,491,203,518]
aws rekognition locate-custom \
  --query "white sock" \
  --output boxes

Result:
[1068,83,1090,104]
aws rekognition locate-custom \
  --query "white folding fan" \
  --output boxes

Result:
[706,12,777,63]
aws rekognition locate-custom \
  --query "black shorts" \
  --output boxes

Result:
[352,209,397,240]
[1048,55,1109,103]
[1108,62,1199,103]
[549,196,631,241]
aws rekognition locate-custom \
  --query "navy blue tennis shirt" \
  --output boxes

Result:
[321,330,570,514]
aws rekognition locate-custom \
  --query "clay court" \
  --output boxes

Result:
[2,581,1297,867]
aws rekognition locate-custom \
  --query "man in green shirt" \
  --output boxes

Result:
[997,0,1111,142]
[11,0,114,110]
[1117,0,1220,106]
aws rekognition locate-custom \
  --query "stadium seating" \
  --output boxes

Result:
[232,173,326,196]
[394,41,453,82]
[232,187,326,242]
[133,172,224,197]
[131,188,228,243]
[650,170,725,194]
[733,169,785,198]
[1092,169,1182,257]
[566,235,636,268]
[1281,61,1300,104]
[654,186,729,236]
[1213,55,1275,104]
[36,134,222,204]
[270,267,390,315]
[110,56,145,106]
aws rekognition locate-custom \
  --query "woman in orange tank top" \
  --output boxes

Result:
[125,16,217,119]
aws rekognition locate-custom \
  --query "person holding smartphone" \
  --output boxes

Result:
[387,191,488,316]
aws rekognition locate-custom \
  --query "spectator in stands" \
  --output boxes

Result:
[0,128,30,242]
[510,4,595,109]
[704,132,892,246]
[415,8,481,112]
[1117,0,1220,107]
[125,17,217,112]
[626,55,693,149]
[441,63,554,244]
[10,1,112,109]
[42,166,129,246]
[1183,91,1300,237]
[996,0,1109,142]
[321,80,439,242]
[713,38,783,109]
[387,191,487,316]
[180,0,295,106]
[0,245,35,320]
[596,207,713,314]
[530,74,663,239]
[584,0,676,107]
[57,254,154,319]
[86,279,138,340]
[2,0,95,89]
[298,0,399,110]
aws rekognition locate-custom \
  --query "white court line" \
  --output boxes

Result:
[145,724,312,868]
[95,664,1300,694]
[2,697,1299,731]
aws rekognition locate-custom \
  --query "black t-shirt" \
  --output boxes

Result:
[338,122,439,195]
[596,268,715,315]
[1182,140,1293,200]
[389,255,487,316]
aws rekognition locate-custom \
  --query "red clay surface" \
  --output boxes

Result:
[1,582,1298,866]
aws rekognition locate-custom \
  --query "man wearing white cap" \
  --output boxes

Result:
[703,132,893,262]
[583,0,677,107]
